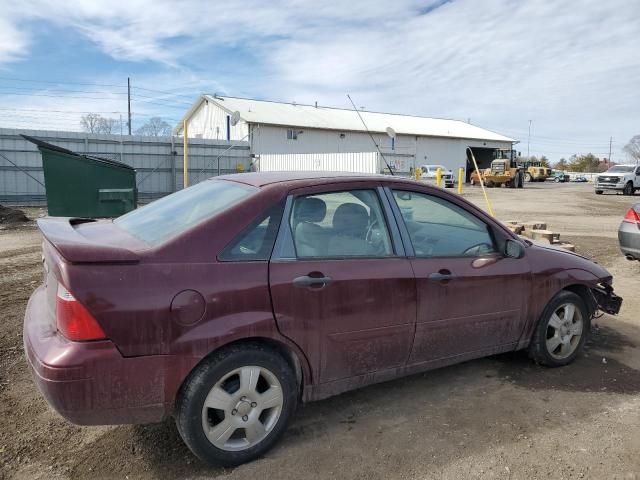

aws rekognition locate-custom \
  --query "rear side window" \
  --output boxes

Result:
[219,201,285,261]
[115,180,256,245]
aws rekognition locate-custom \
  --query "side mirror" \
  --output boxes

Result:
[505,239,525,259]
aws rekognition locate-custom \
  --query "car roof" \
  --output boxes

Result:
[218,171,400,187]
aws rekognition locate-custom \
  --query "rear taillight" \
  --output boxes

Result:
[56,284,106,341]
[623,207,640,225]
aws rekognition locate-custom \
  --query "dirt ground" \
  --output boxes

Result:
[1,184,639,480]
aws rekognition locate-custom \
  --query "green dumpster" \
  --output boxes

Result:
[22,135,137,218]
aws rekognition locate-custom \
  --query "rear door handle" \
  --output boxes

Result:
[428,269,454,282]
[293,274,332,289]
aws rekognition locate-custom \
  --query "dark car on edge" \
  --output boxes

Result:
[24,172,622,466]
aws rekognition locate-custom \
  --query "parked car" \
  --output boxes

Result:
[619,203,640,260]
[24,172,622,467]
[421,164,454,187]
[572,175,589,183]
[551,171,570,182]
[595,165,640,195]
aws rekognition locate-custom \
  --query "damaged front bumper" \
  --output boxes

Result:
[591,284,623,315]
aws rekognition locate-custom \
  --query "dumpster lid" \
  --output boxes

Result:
[21,134,135,171]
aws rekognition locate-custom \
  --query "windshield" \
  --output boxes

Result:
[115,179,257,245]
[607,166,635,173]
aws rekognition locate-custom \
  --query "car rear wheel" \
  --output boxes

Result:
[595,190,603,195]
[175,344,297,466]
[528,291,590,367]
[623,182,634,196]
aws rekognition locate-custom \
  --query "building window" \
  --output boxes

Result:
[287,129,298,140]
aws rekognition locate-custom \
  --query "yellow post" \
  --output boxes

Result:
[458,167,464,194]
[415,166,422,181]
[436,167,442,187]
[183,120,189,188]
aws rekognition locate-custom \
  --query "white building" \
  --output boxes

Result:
[175,95,517,180]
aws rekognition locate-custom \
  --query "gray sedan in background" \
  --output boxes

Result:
[619,203,640,260]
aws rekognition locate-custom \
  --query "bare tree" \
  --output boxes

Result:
[135,117,172,136]
[97,117,120,134]
[80,114,120,134]
[623,135,640,163]
[80,113,102,133]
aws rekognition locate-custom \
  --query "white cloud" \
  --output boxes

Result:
[0,9,29,65]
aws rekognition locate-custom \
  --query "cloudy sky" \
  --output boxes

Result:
[1,0,638,162]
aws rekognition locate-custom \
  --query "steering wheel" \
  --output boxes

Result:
[365,220,386,254]
[463,242,494,257]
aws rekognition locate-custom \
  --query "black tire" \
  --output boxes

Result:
[175,343,298,467]
[524,172,533,182]
[528,291,591,367]
[595,190,603,194]
[517,172,524,188]
[623,182,634,196]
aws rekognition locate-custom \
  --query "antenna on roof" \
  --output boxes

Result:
[347,94,394,176]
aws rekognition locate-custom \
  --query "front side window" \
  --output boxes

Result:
[392,190,496,257]
[290,190,393,258]
[115,179,256,246]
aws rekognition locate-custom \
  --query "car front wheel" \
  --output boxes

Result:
[623,182,634,196]
[175,344,297,466]
[528,291,590,367]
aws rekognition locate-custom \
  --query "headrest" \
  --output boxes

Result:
[294,197,327,223]
[332,203,369,237]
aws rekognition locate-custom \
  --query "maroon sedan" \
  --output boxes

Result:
[24,172,621,466]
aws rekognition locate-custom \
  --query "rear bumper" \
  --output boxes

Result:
[23,286,173,425]
[619,223,640,259]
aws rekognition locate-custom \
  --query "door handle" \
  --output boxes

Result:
[428,269,454,282]
[293,274,332,289]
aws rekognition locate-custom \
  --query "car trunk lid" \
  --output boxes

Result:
[37,217,144,264]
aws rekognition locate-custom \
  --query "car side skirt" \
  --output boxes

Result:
[302,342,518,402]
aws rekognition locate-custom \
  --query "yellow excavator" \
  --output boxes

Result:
[479,149,525,188]
[519,160,552,182]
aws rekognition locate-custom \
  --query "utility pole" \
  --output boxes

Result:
[608,136,612,165]
[127,77,132,135]
[527,120,532,159]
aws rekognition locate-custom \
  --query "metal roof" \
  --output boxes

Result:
[178,95,516,143]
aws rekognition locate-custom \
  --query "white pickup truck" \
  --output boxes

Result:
[421,164,455,188]
[595,165,640,195]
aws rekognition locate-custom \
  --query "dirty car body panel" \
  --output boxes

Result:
[24,171,622,426]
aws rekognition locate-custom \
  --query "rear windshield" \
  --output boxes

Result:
[115,180,256,245]
[607,166,634,173]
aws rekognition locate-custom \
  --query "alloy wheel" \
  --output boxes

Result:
[545,303,584,360]
[201,366,284,451]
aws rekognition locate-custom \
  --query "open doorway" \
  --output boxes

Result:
[465,147,496,182]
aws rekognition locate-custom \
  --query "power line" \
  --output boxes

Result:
[0,85,127,95]
[0,76,125,88]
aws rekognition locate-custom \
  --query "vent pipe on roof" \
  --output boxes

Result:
[315,101,318,108]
